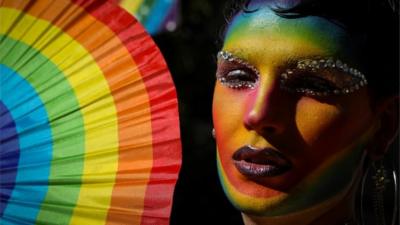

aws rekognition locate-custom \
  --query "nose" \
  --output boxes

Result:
[243,76,285,136]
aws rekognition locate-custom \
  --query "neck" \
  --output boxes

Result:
[242,195,355,225]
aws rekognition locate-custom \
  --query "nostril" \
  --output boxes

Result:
[243,110,281,134]
[244,116,279,134]
[244,108,283,135]
[244,118,258,131]
[244,120,254,131]
[262,126,277,134]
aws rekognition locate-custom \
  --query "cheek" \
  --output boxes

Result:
[295,98,342,145]
[295,94,373,158]
[212,85,252,147]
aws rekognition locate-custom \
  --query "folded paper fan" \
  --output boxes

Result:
[0,0,181,224]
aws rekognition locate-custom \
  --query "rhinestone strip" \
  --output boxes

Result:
[281,58,368,96]
[217,50,368,96]
[216,51,259,89]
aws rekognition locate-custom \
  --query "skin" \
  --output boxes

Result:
[212,4,383,225]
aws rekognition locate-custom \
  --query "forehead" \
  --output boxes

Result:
[224,6,361,64]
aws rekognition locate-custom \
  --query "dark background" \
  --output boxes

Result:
[152,1,399,225]
[153,1,244,224]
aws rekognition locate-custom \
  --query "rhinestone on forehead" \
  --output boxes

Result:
[216,50,260,89]
[280,58,368,96]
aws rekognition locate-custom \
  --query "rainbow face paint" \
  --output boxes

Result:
[212,5,376,217]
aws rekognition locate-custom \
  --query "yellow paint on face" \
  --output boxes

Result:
[212,6,375,217]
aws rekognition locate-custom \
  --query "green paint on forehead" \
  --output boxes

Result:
[224,6,361,64]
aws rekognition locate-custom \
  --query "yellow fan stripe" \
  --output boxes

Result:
[119,0,145,15]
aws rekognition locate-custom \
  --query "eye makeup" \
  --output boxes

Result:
[216,51,260,89]
[216,50,368,96]
[281,58,368,96]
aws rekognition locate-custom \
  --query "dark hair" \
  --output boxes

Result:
[221,0,399,99]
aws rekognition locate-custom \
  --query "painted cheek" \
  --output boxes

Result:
[213,85,257,184]
[295,97,342,146]
[213,85,254,145]
[293,95,372,174]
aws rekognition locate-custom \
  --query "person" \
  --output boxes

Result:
[212,0,399,224]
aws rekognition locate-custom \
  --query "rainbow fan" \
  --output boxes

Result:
[0,0,181,224]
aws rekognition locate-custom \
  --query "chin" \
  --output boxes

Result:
[217,155,290,215]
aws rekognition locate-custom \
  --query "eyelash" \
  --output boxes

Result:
[281,58,368,96]
[280,70,338,96]
[216,51,259,90]
[217,68,259,89]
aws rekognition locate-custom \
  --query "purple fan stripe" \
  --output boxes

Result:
[0,101,20,217]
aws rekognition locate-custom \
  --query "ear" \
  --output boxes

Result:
[367,96,399,160]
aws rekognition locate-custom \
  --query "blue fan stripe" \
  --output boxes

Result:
[145,0,174,34]
[0,65,52,224]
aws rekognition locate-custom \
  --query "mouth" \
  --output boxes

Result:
[232,146,292,177]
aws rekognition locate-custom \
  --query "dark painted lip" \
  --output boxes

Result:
[232,145,292,177]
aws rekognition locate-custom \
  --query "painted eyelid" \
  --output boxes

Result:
[280,73,338,96]
[218,50,258,68]
[216,51,260,89]
[280,58,368,96]
[217,68,259,89]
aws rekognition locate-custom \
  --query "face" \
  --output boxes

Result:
[212,4,378,217]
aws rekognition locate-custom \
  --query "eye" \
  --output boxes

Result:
[217,68,258,89]
[280,72,337,96]
[280,58,368,97]
[216,50,259,90]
